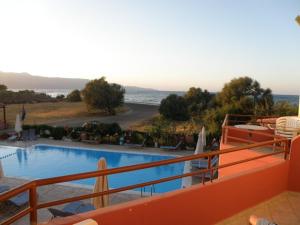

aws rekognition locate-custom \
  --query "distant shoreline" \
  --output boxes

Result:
[8,88,300,106]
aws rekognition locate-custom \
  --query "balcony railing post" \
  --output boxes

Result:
[29,184,38,225]
[208,156,213,182]
[223,126,228,144]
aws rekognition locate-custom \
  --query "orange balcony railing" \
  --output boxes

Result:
[0,116,290,225]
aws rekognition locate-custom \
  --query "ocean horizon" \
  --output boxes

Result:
[11,88,299,106]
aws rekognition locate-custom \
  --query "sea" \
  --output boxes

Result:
[11,89,299,106]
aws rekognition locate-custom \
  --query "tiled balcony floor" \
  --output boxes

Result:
[217,191,300,225]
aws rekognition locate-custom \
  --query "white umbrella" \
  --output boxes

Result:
[194,130,203,155]
[15,114,22,133]
[201,126,207,148]
[92,157,109,208]
[0,160,3,178]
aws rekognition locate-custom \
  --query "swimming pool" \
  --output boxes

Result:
[0,145,185,193]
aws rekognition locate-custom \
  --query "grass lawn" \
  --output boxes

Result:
[4,102,128,126]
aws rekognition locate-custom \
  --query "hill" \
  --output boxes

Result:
[0,72,89,89]
[0,71,160,93]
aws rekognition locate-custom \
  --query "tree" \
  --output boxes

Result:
[216,77,273,115]
[159,94,189,121]
[204,77,274,138]
[256,88,274,115]
[81,77,125,115]
[184,87,212,116]
[273,101,298,116]
[149,117,171,145]
[66,89,81,102]
[0,84,7,91]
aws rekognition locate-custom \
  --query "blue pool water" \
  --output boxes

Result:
[0,145,184,193]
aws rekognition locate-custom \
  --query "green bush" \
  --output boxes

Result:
[56,95,65,101]
[0,90,56,104]
[273,101,298,116]
[38,125,53,138]
[66,89,81,102]
[96,123,122,135]
[69,127,83,140]
[0,84,7,91]
[81,77,125,115]
[107,123,122,135]
[184,87,213,116]
[159,94,190,121]
[51,127,66,140]
[130,131,145,144]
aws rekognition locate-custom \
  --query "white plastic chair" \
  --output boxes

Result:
[275,116,300,139]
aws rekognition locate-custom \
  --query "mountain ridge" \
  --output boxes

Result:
[0,71,159,92]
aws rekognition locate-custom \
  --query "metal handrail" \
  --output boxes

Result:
[0,126,290,225]
[223,114,278,127]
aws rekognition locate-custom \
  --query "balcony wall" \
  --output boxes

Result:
[48,146,295,225]
[46,131,300,225]
[288,136,300,192]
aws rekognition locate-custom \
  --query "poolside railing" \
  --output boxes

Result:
[0,121,290,225]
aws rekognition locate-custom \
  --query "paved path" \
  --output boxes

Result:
[47,103,159,129]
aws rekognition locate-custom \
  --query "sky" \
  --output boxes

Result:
[0,0,299,94]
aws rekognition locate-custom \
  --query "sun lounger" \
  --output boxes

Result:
[124,139,146,147]
[160,141,183,150]
[7,135,18,141]
[48,201,95,218]
[1,186,36,207]
[9,192,29,207]
[29,129,37,141]
[0,185,10,193]
[191,155,219,168]
[22,130,30,141]
[191,156,219,179]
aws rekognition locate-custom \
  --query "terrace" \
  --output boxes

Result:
[0,114,300,225]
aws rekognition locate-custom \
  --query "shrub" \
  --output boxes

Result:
[81,77,125,115]
[107,123,122,135]
[0,84,7,91]
[159,94,190,121]
[96,123,122,136]
[56,95,65,101]
[130,131,145,144]
[0,90,55,104]
[51,127,66,140]
[38,125,53,138]
[273,101,298,116]
[66,89,81,102]
[184,87,212,116]
[69,127,83,140]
